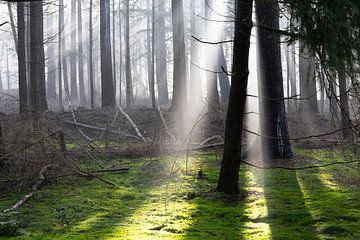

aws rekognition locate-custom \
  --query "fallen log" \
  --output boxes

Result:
[200,135,224,146]
[156,106,176,142]
[118,106,148,143]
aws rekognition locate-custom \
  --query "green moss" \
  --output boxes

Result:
[1,149,360,239]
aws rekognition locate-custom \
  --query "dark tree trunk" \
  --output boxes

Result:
[112,0,117,105]
[78,0,86,105]
[30,1,47,115]
[18,2,28,117]
[217,0,253,195]
[147,0,155,108]
[338,69,352,139]
[170,0,188,111]
[70,0,78,102]
[155,0,169,105]
[60,0,70,98]
[58,0,63,110]
[100,0,115,108]
[89,0,95,109]
[118,0,123,106]
[256,0,292,160]
[217,44,230,103]
[298,40,318,114]
[125,0,133,107]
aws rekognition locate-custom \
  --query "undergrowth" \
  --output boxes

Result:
[1,148,360,239]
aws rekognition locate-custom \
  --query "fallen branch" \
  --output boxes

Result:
[3,164,53,213]
[74,169,116,187]
[156,106,176,142]
[118,106,147,143]
[200,135,224,146]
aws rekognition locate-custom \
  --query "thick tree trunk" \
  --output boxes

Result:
[70,0,78,102]
[170,0,188,111]
[298,40,318,114]
[18,2,28,117]
[217,44,230,103]
[78,0,86,105]
[217,0,253,195]
[125,0,133,107]
[100,0,115,108]
[155,0,169,105]
[89,0,95,109]
[256,0,292,160]
[30,1,47,115]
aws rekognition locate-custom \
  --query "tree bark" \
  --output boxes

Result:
[89,0,95,109]
[78,0,86,105]
[125,0,133,107]
[256,0,292,160]
[217,44,230,103]
[7,2,18,54]
[100,0,115,108]
[170,0,188,111]
[58,0,63,110]
[155,0,169,105]
[70,0,78,102]
[60,0,70,98]
[46,15,57,102]
[338,69,352,139]
[18,2,28,117]
[217,0,253,195]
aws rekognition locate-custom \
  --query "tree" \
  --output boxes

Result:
[58,0,63,110]
[125,0,133,107]
[78,0,86,105]
[18,2,28,117]
[338,69,352,139]
[89,0,95,109]
[155,0,169,105]
[70,0,78,102]
[46,15,57,104]
[59,0,70,99]
[100,0,115,108]
[30,1,47,115]
[256,0,292,160]
[217,0,253,195]
[170,0,187,111]
[217,44,230,103]
[146,0,155,108]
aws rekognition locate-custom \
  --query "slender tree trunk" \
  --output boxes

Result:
[118,0,122,106]
[6,51,10,90]
[46,16,56,102]
[125,0,133,107]
[217,0,253,195]
[155,0,169,105]
[100,0,115,108]
[30,1,47,115]
[70,0,78,102]
[217,44,230,103]
[18,2,28,117]
[78,0,86,105]
[147,0,156,108]
[58,0,63,110]
[170,0,188,111]
[7,3,18,54]
[338,69,352,139]
[256,0,292,160]
[0,70,2,91]
[89,0,95,109]
[113,0,117,105]
[60,0,70,98]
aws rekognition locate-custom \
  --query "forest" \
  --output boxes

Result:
[0,0,360,239]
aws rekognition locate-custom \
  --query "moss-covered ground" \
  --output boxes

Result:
[1,148,360,239]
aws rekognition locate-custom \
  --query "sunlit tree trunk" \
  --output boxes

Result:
[298,40,318,115]
[78,0,86,105]
[125,0,133,107]
[218,44,230,103]
[30,1,47,115]
[89,0,95,109]
[217,0,253,195]
[170,0,188,111]
[18,2,28,117]
[155,0,169,105]
[256,0,292,160]
[70,0,78,102]
[100,0,115,108]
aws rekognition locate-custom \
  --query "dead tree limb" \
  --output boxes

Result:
[3,164,53,213]
[74,169,116,187]
[156,106,176,141]
[118,106,147,143]
[199,135,224,146]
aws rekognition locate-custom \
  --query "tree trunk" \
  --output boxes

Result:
[338,69,352,139]
[78,0,86,105]
[89,0,95,109]
[256,0,292,160]
[217,0,253,195]
[298,40,318,114]
[170,0,188,111]
[155,0,169,105]
[118,0,123,106]
[46,15,56,102]
[112,0,117,106]
[100,0,115,108]
[70,0,78,102]
[58,0,63,110]
[60,0,70,99]
[7,3,18,54]
[18,2,28,117]
[147,0,156,108]
[217,44,230,103]
[30,1,47,115]
[125,0,133,107]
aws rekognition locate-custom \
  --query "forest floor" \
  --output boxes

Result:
[1,147,360,239]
